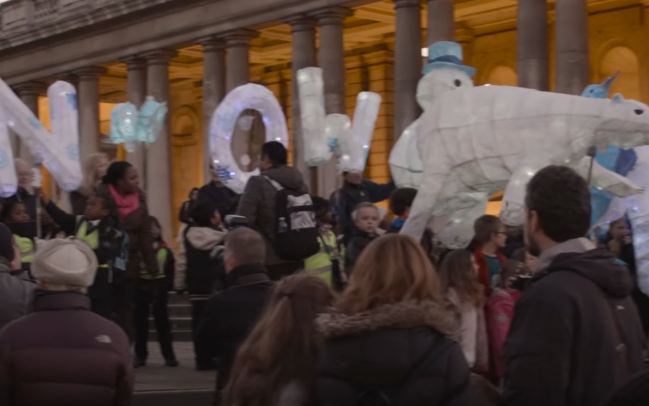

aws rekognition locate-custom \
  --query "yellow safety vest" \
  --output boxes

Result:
[304,231,340,288]
[76,220,99,250]
[14,235,35,264]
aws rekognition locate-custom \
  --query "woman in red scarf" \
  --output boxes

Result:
[98,161,158,341]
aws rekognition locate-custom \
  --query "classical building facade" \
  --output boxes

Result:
[1,0,648,237]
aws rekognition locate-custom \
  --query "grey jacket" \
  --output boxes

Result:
[0,260,34,331]
[236,166,308,266]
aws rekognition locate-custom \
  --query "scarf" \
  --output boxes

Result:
[108,185,140,221]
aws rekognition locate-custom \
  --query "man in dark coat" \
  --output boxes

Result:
[331,171,394,244]
[237,141,309,280]
[504,166,647,406]
[195,228,273,403]
[0,239,133,406]
[199,165,239,217]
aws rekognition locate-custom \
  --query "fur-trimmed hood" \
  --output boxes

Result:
[317,300,457,339]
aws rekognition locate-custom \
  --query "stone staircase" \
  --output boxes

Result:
[149,293,193,342]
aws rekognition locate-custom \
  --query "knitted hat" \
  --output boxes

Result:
[32,239,98,289]
[0,223,15,261]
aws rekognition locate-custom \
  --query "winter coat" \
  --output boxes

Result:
[446,289,489,372]
[486,288,520,380]
[176,225,227,298]
[0,291,133,406]
[331,179,394,244]
[316,300,471,406]
[345,228,378,271]
[198,181,239,217]
[504,244,647,406]
[96,184,157,279]
[237,166,308,266]
[0,260,34,330]
[196,264,272,390]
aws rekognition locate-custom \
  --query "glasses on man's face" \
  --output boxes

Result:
[495,231,507,235]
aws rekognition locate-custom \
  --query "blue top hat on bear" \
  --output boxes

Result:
[423,41,476,77]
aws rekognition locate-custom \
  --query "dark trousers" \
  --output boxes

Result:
[113,273,136,342]
[191,299,212,368]
[135,279,176,361]
[88,267,113,320]
[266,261,303,281]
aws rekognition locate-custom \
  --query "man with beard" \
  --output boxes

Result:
[504,165,646,406]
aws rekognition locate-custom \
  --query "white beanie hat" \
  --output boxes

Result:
[32,239,98,289]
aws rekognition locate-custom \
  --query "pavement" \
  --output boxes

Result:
[134,341,215,406]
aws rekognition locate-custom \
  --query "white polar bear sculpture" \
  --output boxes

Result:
[393,84,649,248]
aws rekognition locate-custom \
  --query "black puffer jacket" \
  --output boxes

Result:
[504,248,647,406]
[317,300,471,406]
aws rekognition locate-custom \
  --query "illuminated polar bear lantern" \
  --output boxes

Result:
[391,41,649,248]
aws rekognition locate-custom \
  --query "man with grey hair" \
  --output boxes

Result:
[196,227,273,402]
[0,239,133,406]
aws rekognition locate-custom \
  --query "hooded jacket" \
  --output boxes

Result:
[0,291,133,406]
[175,225,227,296]
[504,246,647,406]
[316,300,471,406]
[237,166,308,266]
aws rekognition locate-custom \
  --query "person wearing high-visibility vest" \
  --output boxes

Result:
[0,199,36,278]
[304,197,346,292]
[134,216,178,368]
[42,193,125,320]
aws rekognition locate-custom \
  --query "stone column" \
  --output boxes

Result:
[517,0,548,90]
[73,67,105,164]
[427,0,454,44]
[201,37,226,181]
[143,49,176,241]
[122,57,147,175]
[288,15,317,193]
[314,7,351,198]
[555,0,589,94]
[394,0,422,140]
[13,81,44,161]
[224,29,258,92]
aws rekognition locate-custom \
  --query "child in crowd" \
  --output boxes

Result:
[0,199,36,276]
[345,202,382,272]
[472,215,507,294]
[439,249,489,373]
[42,192,124,319]
[135,216,177,367]
[304,197,345,291]
[176,199,227,370]
[486,259,526,382]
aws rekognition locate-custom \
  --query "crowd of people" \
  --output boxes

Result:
[0,142,648,406]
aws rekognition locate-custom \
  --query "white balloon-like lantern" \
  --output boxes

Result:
[110,97,167,152]
[296,67,382,174]
[0,108,17,197]
[0,78,82,192]
[297,67,330,166]
[209,83,288,194]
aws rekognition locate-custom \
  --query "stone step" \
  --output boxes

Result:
[133,390,213,406]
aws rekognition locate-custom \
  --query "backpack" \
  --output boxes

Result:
[264,176,319,261]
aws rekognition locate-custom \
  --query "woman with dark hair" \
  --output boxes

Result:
[97,161,158,341]
[317,234,470,406]
[178,187,199,224]
[224,274,333,406]
[439,250,488,373]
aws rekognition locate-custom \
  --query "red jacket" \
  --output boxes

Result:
[473,247,506,295]
[0,291,133,406]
